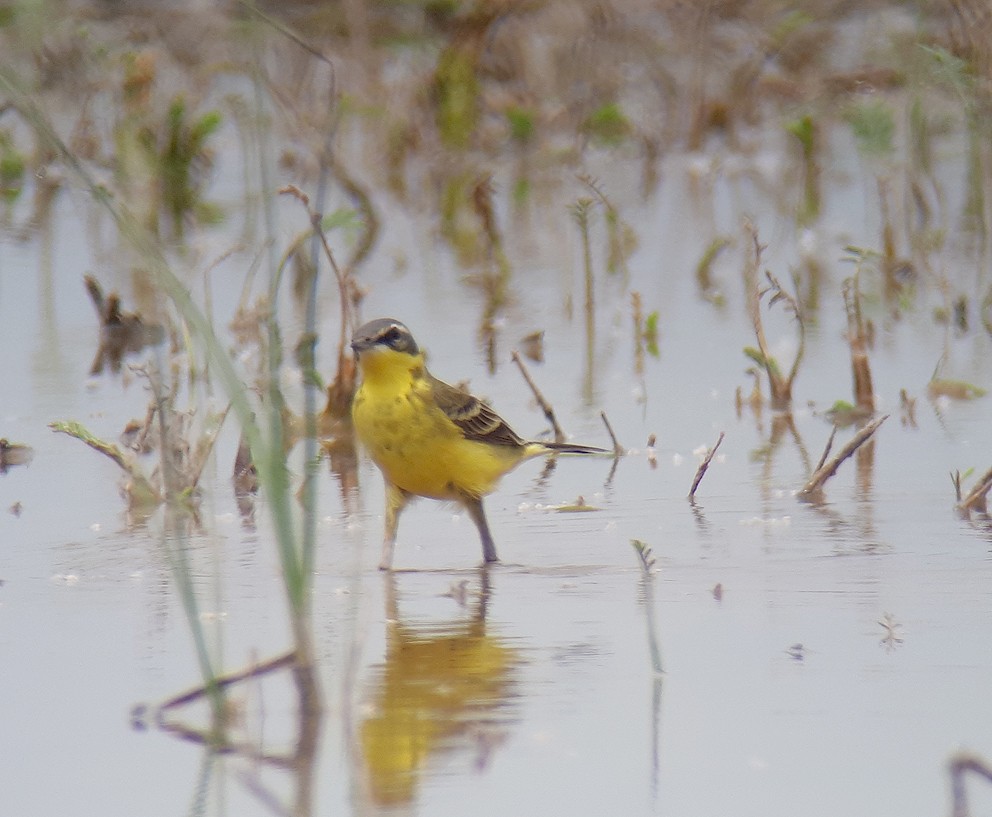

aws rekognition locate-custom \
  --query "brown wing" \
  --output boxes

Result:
[428,373,526,448]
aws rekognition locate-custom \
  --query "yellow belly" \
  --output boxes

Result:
[353,380,523,500]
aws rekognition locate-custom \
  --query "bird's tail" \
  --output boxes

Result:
[540,441,608,455]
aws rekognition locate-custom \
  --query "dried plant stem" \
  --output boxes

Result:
[279,185,354,359]
[949,751,992,817]
[813,424,837,474]
[956,466,992,514]
[573,198,595,324]
[631,291,645,375]
[843,275,875,413]
[511,350,565,443]
[158,650,296,714]
[743,221,804,410]
[599,410,624,457]
[330,151,379,277]
[580,175,629,277]
[48,420,159,505]
[798,415,888,500]
[571,197,596,400]
[688,431,725,502]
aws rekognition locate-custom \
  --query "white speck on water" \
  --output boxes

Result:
[739,516,792,528]
[748,756,770,771]
[51,574,79,585]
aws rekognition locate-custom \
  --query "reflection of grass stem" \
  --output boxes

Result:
[631,291,645,375]
[473,176,512,373]
[575,198,594,324]
[632,540,664,801]
[144,350,226,731]
[631,541,663,675]
[571,197,596,400]
[161,510,225,735]
[580,175,632,278]
[842,273,876,414]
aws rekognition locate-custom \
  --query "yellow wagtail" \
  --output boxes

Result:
[351,318,603,570]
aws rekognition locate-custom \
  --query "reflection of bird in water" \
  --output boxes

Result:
[359,571,520,807]
[350,318,603,569]
[84,275,165,375]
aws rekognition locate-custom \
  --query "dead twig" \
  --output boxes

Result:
[798,415,888,501]
[949,751,992,817]
[688,431,725,502]
[49,420,160,507]
[812,424,837,474]
[156,650,297,715]
[600,411,624,457]
[511,350,565,443]
[843,275,875,413]
[743,221,805,410]
[956,466,992,515]
[279,184,359,420]
[632,290,644,376]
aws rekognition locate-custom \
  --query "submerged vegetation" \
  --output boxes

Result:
[3,0,992,814]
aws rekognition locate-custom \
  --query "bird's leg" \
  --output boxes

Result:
[380,483,411,571]
[463,496,499,564]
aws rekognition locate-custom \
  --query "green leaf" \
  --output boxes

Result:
[583,103,630,146]
[744,346,781,378]
[846,101,895,158]
[506,106,535,142]
[644,311,660,357]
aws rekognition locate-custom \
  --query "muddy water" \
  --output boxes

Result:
[4,4,992,817]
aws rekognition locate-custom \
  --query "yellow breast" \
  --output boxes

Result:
[352,350,524,500]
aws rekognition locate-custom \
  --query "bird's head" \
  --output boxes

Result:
[350,319,422,380]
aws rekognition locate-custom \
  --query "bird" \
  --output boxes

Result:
[350,318,604,570]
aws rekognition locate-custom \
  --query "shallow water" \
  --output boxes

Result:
[3,3,992,816]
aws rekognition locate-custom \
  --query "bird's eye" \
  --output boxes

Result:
[383,326,401,345]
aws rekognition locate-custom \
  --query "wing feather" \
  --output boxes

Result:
[428,374,526,448]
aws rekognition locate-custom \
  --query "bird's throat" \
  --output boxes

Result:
[358,347,425,395]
